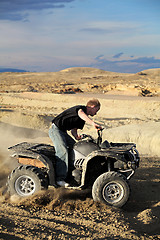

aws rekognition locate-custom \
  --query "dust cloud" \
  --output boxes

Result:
[0,122,49,202]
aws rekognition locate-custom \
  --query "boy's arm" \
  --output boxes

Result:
[71,128,81,140]
[78,109,101,129]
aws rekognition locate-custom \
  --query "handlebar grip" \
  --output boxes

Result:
[96,127,104,131]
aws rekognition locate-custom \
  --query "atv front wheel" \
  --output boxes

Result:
[7,165,49,197]
[92,172,130,207]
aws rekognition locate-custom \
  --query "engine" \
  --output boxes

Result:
[71,140,100,169]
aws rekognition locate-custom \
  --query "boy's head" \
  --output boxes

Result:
[86,98,101,108]
[86,98,101,116]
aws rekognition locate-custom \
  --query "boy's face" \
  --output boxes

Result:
[89,105,100,116]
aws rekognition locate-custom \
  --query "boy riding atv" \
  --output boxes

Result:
[49,98,102,187]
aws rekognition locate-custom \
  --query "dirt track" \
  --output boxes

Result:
[0,155,160,240]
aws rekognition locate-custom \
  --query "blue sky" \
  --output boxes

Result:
[0,0,160,73]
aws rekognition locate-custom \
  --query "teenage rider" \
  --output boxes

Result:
[49,98,102,187]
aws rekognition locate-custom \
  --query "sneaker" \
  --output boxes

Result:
[56,180,69,188]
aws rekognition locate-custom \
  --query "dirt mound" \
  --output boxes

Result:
[137,204,160,224]
[104,122,160,156]
[60,67,107,74]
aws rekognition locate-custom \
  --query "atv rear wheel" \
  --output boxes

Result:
[7,165,49,197]
[92,171,130,208]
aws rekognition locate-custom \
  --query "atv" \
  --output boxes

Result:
[7,129,140,207]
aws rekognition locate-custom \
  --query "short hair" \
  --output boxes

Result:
[86,98,101,108]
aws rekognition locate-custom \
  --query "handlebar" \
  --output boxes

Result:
[97,128,104,145]
[97,127,104,135]
[96,126,104,130]
[80,127,104,146]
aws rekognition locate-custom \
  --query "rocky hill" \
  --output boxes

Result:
[0,67,160,96]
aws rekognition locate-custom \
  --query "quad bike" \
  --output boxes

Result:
[7,129,140,207]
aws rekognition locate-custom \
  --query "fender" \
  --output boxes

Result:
[80,149,125,187]
[9,147,56,186]
[10,151,50,169]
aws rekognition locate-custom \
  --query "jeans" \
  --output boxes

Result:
[49,123,75,181]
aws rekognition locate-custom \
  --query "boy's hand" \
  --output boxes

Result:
[75,135,82,140]
[93,122,102,130]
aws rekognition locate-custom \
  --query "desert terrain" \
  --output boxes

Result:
[0,67,160,239]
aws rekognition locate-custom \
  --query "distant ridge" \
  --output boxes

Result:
[0,68,27,73]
